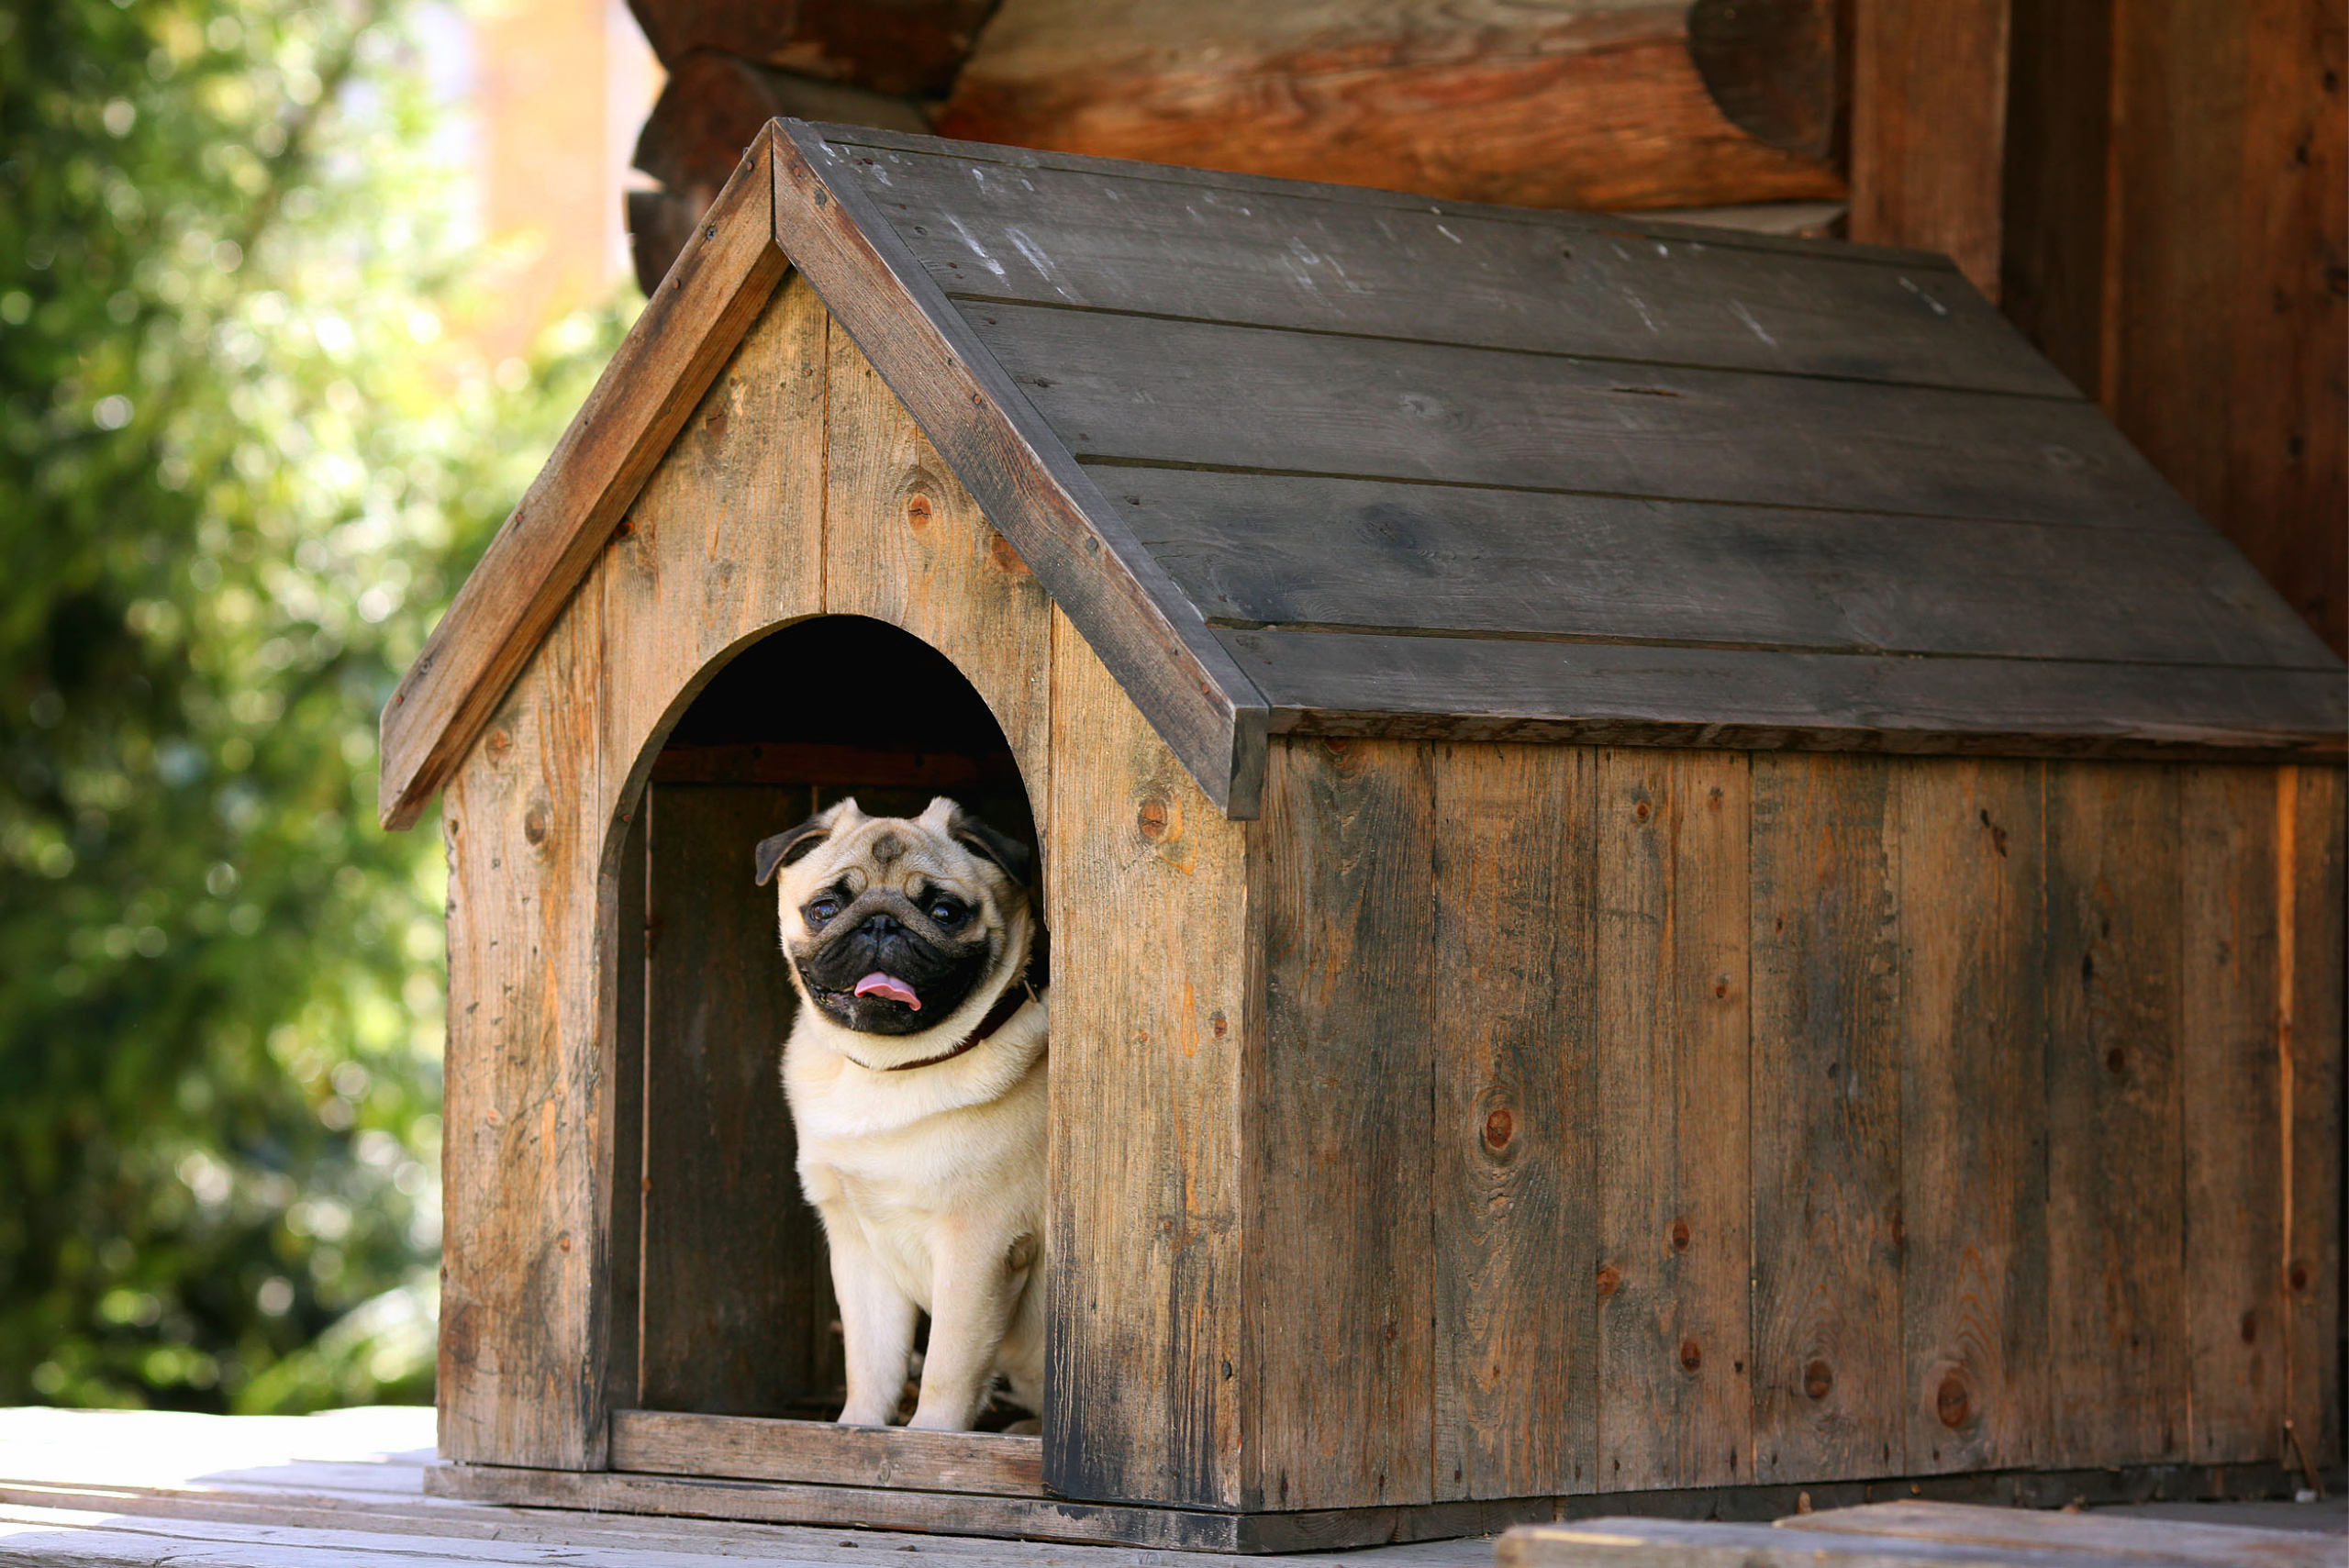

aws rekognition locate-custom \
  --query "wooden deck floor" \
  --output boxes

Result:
[1,1407,2338,1567]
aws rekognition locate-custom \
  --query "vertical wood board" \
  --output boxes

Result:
[2283,764,2345,1464]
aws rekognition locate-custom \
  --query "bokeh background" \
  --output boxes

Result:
[1,0,657,1412]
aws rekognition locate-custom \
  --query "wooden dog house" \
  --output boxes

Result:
[380,121,2347,1551]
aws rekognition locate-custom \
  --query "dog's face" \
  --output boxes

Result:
[755,796,1030,1036]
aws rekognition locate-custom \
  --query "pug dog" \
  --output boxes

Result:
[756,795,1047,1431]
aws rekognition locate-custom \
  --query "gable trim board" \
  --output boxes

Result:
[379,120,2345,831]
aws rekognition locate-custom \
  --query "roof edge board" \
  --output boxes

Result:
[377,127,791,830]
[809,122,1953,273]
[773,119,1273,819]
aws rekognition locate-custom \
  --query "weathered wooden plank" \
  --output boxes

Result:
[439,574,608,1469]
[1846,0,2011,296]
[1216,630,2348,762]
[2282,764,2345,1466]
[2176,765,2284,1464]
[1593,750,1753,1490]
[608,1410,1041,1496]
[1252,737,1436,1510]
[2043,763,2188,1466]
[1789,1499,2342,1568]
[772,125,1270,818]
[1429,744,1597,1499]
[1105,471,2329,669]
[1895,761,2047,1473]
[930,0,1841,216]
[1041,610,1252,1508]
[604,807,647,1412]
[1502,1515,2243,1568]
[639,784,835,1418]
[822,319,1054,814]
[962,304,2202,533]
[1749,752,1904,1482]
[596,272,830,798]
[380,129,787,830]
[834,144,2062,395]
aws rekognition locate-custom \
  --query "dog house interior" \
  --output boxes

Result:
[383,122,2346,1551]
[608,615,1040,1433]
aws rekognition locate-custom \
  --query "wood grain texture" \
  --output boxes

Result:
[773,124,1269,818]
[438,570,609,1469]
[1593,750,1753,1490]
[823,318,1053,817]
[1748,753,1903,1482]
[623,0,996,94]
[2176,765,2283,1464]
[382,130,787,830]
[2043,763,2187,1466]
[931,0,1842,214]
[1106,471,2329,669]
[831,143,2054,395]
[1430,744,1598,1500]
[2282,764,2344,1465]
[1895,762,2046,1473]
[968,305,2197,533]
[1252,737,1435,1510]
[1847,0,2011,297]
[1218,629,2348,762]
[639,784,837,1418]
[605,807,648,1412]
[609,1409,1041,1495]
[1787,1499,2345,1568]
[1042,610,1251,1508]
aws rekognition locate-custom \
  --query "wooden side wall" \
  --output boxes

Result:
[1247,740,2344,1508]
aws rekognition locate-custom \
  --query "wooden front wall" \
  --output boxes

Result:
[439,270,2345,1513]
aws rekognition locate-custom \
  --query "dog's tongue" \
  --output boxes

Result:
[852,972,921,1010]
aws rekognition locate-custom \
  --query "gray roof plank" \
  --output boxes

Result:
[833,143,2076,397]
[962,303,2204,531]
[1109,471,2336,668]
[1219,628,2347,762]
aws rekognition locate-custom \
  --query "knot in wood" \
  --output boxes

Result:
[1803,1359,1833,1400]
[1595,1264,1621,1298]
[1632,798,1652,821]
[2290,1262,2310,1291]
[1679,1339,1703,1372]
[2105,1046,2126,1074]
[522,802,550,848]
[905,494,933,528]
[1136,796,1171,840]
[1482,1106,1514,1151]
[1670,1218,1689,1251]
[1935,1372,1970,1427]
[2240,1310,2258,1344]
[1210,1010,1228,1039]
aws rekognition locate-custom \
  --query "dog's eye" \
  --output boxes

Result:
[927,898,965,928]
[806,898,841,926]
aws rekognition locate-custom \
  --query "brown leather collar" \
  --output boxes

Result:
[863,982,1037,1073]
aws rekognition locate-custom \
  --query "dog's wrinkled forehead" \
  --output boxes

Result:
[755,795,1027,901]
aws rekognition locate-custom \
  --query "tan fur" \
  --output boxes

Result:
[774,797,1047,1430]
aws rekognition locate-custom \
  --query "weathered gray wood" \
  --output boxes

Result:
[1896,762,2049,1473]
[2043,765,2188,1467]
[1217,630,2348,762]
[1252,737,1437,1510]
[831,143,2072,396]
[963,304,2205,533]
[1790,1500,2343,1568]
[1500,1516,2255,1568]
[608,1411,1041,1496]
[1748,753,1904,1481]
[1592,750,1753,1490]
[1430,744,1598,1499]
[1105,472,2334,669]
[639,784,836,1418]
[771,123,1270,819]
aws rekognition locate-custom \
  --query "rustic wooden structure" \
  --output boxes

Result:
[382,121,2346,1551]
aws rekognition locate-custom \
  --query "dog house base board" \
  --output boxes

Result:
[422,1457,2332,1554]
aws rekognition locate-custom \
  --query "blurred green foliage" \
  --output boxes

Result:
[0,0,627,1410]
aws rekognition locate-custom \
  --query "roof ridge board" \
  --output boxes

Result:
[1199,617,2346,674]
[770,119,1274,819]
[811,122,1937,273]
[377,127,791,830]
[940,291,2088,405]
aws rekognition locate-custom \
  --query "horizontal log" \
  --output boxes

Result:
[934,0,1845,212]
[624,0,998,96]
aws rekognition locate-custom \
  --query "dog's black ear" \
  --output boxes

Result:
[754,815,832,886]
[951,813,1031,885]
